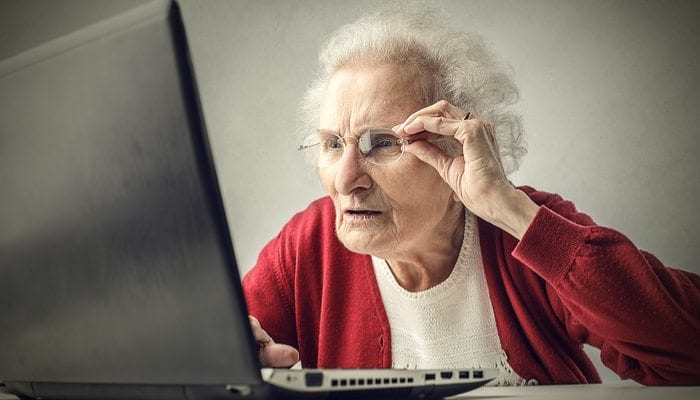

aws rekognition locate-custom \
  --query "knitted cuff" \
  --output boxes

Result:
[512,205,590,286]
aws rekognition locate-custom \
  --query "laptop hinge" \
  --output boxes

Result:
[2,381,36,399]
[184,384,266,400]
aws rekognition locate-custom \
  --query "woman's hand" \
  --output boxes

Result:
[398,100,538,240]
[249,315,300,367]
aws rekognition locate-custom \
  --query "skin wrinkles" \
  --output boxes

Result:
[318,65,465,292]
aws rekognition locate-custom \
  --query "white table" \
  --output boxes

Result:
[455,381,699,400]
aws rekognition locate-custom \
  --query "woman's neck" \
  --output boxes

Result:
[385,205,466,292]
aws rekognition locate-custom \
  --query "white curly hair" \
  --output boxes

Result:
[298,6,526,175]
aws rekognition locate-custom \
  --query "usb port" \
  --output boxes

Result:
[459,371,469,379]
[473,370,483,379]
[425,373,436,381]
[440,371,453,379]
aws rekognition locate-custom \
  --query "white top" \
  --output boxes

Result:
[372,210,532,386]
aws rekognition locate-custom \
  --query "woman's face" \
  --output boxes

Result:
[317,65,461,258]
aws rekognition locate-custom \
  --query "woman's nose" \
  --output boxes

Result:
[334,145,372,195]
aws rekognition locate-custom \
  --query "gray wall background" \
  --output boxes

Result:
[2,0,699,383]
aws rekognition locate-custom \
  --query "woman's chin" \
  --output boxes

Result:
[337,230,385,256]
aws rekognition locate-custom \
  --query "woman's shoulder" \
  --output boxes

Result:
[265,196,368,288]
[284,196,336,231]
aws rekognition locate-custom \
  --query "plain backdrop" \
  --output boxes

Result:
[2,0,699,383]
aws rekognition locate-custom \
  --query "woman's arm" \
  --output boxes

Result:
[242,235,300,367]
[514,192,700,385]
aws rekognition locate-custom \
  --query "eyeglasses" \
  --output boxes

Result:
[298,128,445,166]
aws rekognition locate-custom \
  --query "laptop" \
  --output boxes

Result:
[0,1,496,399]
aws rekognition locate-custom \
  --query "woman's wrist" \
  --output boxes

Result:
[486,187,539,240]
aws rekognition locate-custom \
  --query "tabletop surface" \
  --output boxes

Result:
[455,381,699,400]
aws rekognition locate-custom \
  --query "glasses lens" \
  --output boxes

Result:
[317,132,344,166]
[362,130,404,165]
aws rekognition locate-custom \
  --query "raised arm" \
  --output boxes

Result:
[514,192,700,385]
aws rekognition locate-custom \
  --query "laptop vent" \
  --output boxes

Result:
[330,377,414,387]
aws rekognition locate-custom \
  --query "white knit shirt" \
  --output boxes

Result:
[371,211,530,386]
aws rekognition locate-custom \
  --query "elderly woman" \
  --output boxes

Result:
[242,9,700,386]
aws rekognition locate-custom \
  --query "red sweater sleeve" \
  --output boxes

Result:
[513,189,700,385]
[242,233,298,350]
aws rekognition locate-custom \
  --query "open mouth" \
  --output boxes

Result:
[345,209,382,216]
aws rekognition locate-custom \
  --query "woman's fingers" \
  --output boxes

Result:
[249,315,272,345]
[401,113,501,171]
[402,114,459,137]
[259,343,300,368]
[402,113,494,146]
[249,315,300,367]
[403,99,467,127]
[405,138,463,184]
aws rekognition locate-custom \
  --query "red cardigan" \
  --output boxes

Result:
[242,187,700,385]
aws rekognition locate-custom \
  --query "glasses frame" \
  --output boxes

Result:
[298,128,446,166]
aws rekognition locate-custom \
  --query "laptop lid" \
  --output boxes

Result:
[0,0,263,397]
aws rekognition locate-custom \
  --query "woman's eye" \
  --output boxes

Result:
[373,136,398,148]
[322,137,342,150]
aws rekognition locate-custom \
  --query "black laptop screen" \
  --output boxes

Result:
[0,0,258,386]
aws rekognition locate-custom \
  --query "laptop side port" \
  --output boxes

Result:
[305,372,324,387]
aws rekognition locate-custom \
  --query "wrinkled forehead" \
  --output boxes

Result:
[319,66,426,135]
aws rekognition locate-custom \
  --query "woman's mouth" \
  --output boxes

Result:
[344,209,382,220]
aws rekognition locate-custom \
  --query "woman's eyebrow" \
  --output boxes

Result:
[317,127,394,136]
